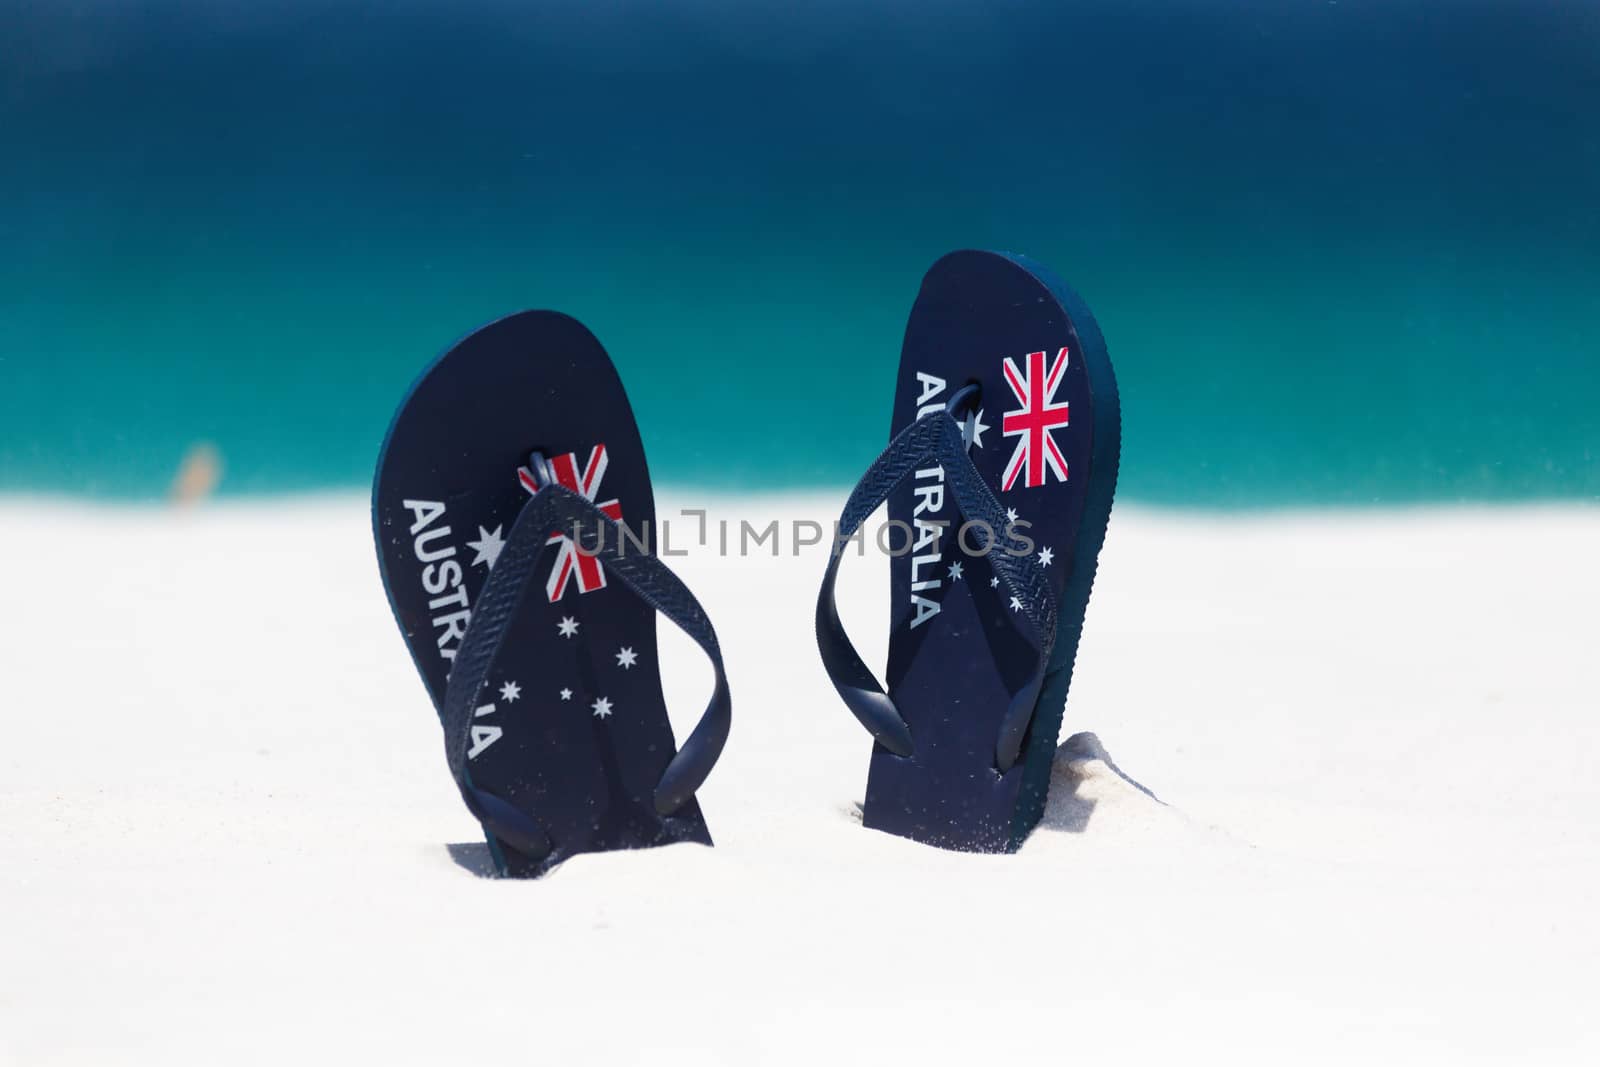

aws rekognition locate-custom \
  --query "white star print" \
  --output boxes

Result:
[498,681,521,703]
[990,576,1000,588]
[591,697,613,719]
[615,647,638,669]
[559,688,572,701]
[1038,547,1054,567]
[465,525,506,569]
[1009,596,1023,612]
[962,408,991,449]
[1005,507,1019,525]
[948,561,964,581]
[557,616,579,638]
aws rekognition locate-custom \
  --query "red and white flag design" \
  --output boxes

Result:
[1000,347,1070,490]
[519,444,622,601]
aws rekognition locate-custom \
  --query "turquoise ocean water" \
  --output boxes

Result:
[3,1,1596,504]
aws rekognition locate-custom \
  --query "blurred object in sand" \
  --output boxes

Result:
[170,442,223,505]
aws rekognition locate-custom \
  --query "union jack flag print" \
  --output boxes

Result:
[518,444,622,601]
[1001,347,1070,491]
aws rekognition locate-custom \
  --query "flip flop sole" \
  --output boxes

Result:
[373,311,711,876]
[867,250,1121,852]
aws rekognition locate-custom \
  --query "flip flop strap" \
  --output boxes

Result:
[815,407,1058,772]
[441,483,732,862]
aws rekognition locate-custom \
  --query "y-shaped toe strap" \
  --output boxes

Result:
[441,481,732,864]
[815,390,1058,772]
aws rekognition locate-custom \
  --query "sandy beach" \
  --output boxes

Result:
[2,494,1596,1064]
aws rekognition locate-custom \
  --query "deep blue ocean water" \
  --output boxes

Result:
[3,1,1596,504]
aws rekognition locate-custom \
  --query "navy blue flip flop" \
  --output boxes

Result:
[374,311,731,877]
[816,250,1120,852]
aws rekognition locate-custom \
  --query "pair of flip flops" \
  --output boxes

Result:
[373,250,1119,876]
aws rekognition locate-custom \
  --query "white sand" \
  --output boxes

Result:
[2,494,1597,1064]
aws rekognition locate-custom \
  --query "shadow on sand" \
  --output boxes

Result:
[446,842,500,878]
